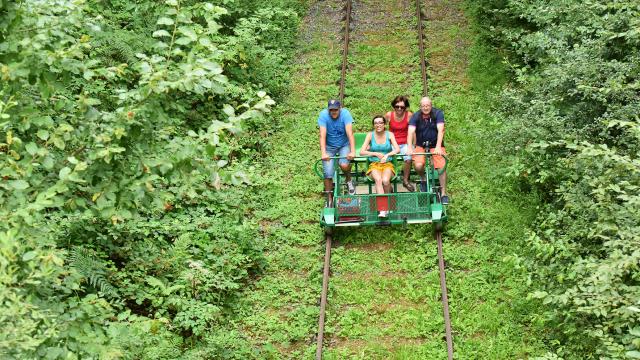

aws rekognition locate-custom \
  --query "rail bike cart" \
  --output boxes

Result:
[315,132,448,228]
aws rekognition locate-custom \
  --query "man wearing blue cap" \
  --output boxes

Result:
[318,99,356,201]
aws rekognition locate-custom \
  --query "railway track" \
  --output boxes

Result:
[315,0,454,358]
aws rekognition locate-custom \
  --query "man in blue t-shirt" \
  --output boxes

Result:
[407,96,449,205]
[318,99,356,201]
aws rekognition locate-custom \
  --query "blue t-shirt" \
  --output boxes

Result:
[317,108,353,148]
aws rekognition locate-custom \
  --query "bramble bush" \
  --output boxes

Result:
[1,0,302,358]
[467,0,640,358]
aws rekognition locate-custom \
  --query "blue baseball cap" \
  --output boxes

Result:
[327,99,341,109]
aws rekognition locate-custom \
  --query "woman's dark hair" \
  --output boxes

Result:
[371,115,386,125]
[390,95,410,109]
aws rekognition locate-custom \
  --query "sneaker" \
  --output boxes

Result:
[378,210,388,218]
[346,180,356,195]
[441,195,449,205]
[403,181,415,192]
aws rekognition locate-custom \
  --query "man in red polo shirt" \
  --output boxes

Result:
[406,96,449,205]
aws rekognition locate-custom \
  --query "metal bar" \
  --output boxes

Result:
[436,230,454,359]
[317,2,352,357]
[416,0,453,354]
[315,233,332,359]
[416,0,428,96]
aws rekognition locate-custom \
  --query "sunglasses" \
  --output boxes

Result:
[394,105,406,110]
[373,121,385,125]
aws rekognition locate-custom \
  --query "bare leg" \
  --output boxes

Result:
[382,169,393,193]
[414,161,426,181]
[439,170,447,196]
[339,163,352,183]
[402,160,411,184]
[324,178,333,206]
[370,171,384,195]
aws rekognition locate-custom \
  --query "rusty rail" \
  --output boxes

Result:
[338,0,352,104]
[416,1,454,357]
[416,0,429,96]
[436,229,454,359]
[316,1,352,358]
[315,231,332,359]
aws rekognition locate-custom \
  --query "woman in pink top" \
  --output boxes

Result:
[385,95,414,192]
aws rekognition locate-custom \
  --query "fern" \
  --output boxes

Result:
[69,247,118,298]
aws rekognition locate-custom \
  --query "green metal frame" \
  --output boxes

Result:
[315,142,448,227]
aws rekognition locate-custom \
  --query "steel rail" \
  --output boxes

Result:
[436,229,454,359]
[415,0,429,96]
[338,0,352,104]
[416,0,454,356]
[316,1,352,358]
[315,231,332,360]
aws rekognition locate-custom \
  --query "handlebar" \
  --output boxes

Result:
[313,153,448,179]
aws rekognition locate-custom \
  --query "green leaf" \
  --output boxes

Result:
[42,157,54,169]
[25,142,38,155]
[59,167,71,180]
[10,180,30,190]
[222,104,235,117]
[74,162,88,172]
[178,26,197,41]
[83,70,94,80]
[32,116,53,128]
[139,62,152,74]
[157,17,174,26]
[627,351,640,359]
[146,276,165,289]
[53,137,65,150]
[37,129,50,141]
[22,251,37,261]
[153,30,171,38]
[175,37,193,45]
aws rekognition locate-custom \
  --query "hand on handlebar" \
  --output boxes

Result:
[321,152,330,161]
[347,151,355,160]
[406,148,413,156]
[433,146,443,155]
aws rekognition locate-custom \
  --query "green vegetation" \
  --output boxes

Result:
[230,0,547,358]
[4,0,635,358]
[468,0,640,358]
[0,0,305,358]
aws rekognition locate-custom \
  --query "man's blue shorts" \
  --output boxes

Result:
[322,144,350,179]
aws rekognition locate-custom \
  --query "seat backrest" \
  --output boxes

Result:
[354,132,367,157]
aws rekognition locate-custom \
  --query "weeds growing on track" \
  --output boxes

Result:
[229,0,548,358]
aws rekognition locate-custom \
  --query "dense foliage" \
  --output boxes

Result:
[468,0,640,358]
[0,0,304,358]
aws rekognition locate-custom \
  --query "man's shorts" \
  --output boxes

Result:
[322,144,351,179]
[412,146,447,170]
[398,144,412,161]
[366,161,396,177]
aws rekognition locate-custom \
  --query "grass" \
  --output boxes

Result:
[226,0,549,358]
